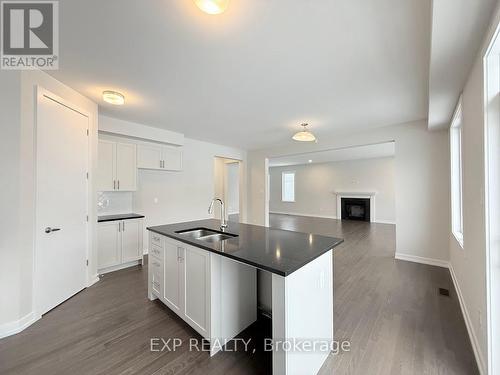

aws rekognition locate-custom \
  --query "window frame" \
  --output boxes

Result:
[281,171,296,202]
[450,98,464,248]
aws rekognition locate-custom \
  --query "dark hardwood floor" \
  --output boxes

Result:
[0,214,477,375]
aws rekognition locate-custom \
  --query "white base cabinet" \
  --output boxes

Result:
[148,233,257,355]
[98,219,143,273]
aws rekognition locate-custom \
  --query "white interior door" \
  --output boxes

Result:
[36,90,89,315]
[115,143,137,191]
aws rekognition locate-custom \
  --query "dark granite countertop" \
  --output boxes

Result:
[98,213,145,222]
[147,219,343,276]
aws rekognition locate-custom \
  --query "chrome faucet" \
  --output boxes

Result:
[208,198,227,230]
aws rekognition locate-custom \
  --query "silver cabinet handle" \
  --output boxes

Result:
[113,180,116,190]
[177,247,184,262]
[122,221,125,231]
[117,180,120,190]
[45,227,61,233]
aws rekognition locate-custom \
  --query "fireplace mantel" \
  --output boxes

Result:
[335,192,376,222]
[334,191,377,196]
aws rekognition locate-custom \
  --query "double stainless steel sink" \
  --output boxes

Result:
[175,228,238,243]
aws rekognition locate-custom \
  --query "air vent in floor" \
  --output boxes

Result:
[438,288,450,296]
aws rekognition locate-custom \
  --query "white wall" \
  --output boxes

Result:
[447,4,500,373]
[0,71,22,331]
[0,70,98,336]
[269,157,395,223]
[247,121,450,311]
[97,192,134,215]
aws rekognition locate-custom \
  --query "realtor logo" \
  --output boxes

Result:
[1,1,58,69]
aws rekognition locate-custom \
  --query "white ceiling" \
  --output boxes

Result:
[269,142,395,167]
[428,0,497,130]
[50,0,432,150]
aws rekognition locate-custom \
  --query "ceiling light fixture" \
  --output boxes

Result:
[194,0,229,15]
[292,123,317,142]
[102,90,125,105]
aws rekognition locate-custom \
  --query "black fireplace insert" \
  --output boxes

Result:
[341,198,370,222]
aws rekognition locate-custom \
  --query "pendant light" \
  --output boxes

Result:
[292,123,316,142]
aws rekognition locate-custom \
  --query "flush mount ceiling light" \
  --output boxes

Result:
[194,0,229,14]
[292,123,317,142]
[102,90,125,105]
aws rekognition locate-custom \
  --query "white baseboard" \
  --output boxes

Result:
[98,260,142,275]
[375,220,396,225]
[0,311,41,339]
[88,274,100,287]
[269,211,338,220]
[448,264,486,375]
[394,253,449,268]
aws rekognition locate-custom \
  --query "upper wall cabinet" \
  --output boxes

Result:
[97,140,137,191]
[137,143,182,171]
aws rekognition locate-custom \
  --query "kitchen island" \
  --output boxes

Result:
[147,219,343,375]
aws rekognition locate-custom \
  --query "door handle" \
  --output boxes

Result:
[45,227,61,233]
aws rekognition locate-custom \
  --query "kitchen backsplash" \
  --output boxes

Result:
[97,191,134,215]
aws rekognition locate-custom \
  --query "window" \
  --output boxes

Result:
[281,171,295,202]
[450,98,464,247]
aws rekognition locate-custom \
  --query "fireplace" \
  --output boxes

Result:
[341,198,370,222]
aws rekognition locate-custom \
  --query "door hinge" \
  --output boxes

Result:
[86,259,89,266]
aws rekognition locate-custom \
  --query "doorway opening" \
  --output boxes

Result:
[266,142,396,226]
[214,157,242,223]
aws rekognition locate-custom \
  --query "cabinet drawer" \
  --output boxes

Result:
[150,256,163,297]
[151,233,164,247]
[150,244,163,260]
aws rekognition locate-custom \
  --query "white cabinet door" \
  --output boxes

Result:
[183,245,210,337]
[115,143,137,191]
[97,140,115,191]
[121,219,141,263]
[150,255,163,298]
[162,147,182,171]
[164,240,182,313]
[97,221,121,269]
[137,143,163,170]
